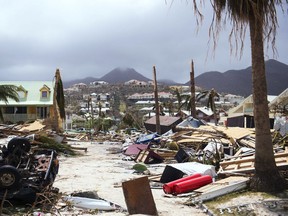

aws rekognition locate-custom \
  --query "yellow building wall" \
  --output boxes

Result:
[49,106,55,118]
[28,106,36,114]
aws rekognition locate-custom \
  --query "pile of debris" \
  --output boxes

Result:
[0,120,78,212]
[114,116,288,215]
[0,117,287,215]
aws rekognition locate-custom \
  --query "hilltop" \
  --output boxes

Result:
[63,59,288,96]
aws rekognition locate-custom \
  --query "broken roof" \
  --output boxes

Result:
[0,81,54,106]
[145,116,182,126]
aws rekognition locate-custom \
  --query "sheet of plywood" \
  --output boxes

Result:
[215,127,255,140]
[19,120,46,132]
[122,176,158,215]
[195,176,249,201]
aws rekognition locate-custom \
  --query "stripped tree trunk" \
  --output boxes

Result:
[153,66,161,134]
[52,69,65,133]
[249,10,286,192]
[190,60,196,118]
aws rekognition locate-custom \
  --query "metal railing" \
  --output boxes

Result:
[3,114,39,123]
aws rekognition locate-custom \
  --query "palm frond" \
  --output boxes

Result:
[0,85,20,103]
[193,0,284,57]
[196,90,209,101]
[0,84,21,122]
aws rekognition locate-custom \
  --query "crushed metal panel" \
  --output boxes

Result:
[195,176,249,201]
[122,176,158,215]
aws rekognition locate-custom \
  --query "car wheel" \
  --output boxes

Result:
[0,165,21,189]
[7,138,31,153]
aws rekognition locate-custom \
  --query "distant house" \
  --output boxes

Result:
[269,88,288,114]
[228,94,277,117]
[73,83,87,90]
[89,93,111,102]
[226,94,277,128]
[135,100,155,108]
[90,81,108,86]
[196,107,216,123]
[223,94,245,105]
[124,79,148,87]
[65,109,73,130]
[128,93,154,100]
[144,116,182,135]
[128,92,173,101]
[0,81,54,123]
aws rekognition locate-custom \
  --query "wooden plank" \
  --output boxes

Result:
[219,151,288,174]
[219,163,288,174]
[122,176,158,215]
[220,152,288,166]
[238,139,255,148]
[70,146,88,152]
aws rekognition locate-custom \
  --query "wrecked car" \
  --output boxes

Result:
[0,137,59,203]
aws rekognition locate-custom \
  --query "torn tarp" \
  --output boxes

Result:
[136,133,160,144]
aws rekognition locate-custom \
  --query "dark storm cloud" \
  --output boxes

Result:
[0,0,287,83]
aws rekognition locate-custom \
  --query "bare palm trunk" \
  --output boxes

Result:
[212,97,218,126]
[190,60,196,118]
[53,73,60,133]
[249,12,286,191]
[153,66,161,134]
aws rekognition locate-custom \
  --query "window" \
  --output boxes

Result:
[37,107,49,118]
[17,85,27,99]
[18,91,25,99]
[5,107,15,114]
[16,107,27,114]
[4,107,27,114]
[42,91,48,98]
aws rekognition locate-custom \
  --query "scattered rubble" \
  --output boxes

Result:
[0,116,287,215]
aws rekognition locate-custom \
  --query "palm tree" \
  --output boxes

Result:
[152,102,165,116]
[174,88,183,112]
[98,101,104,117]
[0,85,20,122]
[190,1,287,192]
[196,88,220,126]
[174,89,196,118]
[162,101,174,116]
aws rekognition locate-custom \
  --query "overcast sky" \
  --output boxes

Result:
[0,0,287,83]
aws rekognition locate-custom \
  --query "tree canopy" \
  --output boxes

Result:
[191,0,286,56]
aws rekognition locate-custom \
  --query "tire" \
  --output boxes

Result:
[0,165,21,189]
[7,137,31,153]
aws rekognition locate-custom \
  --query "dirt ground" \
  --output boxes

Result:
[53,141,288,216]
[53,141,208,216]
